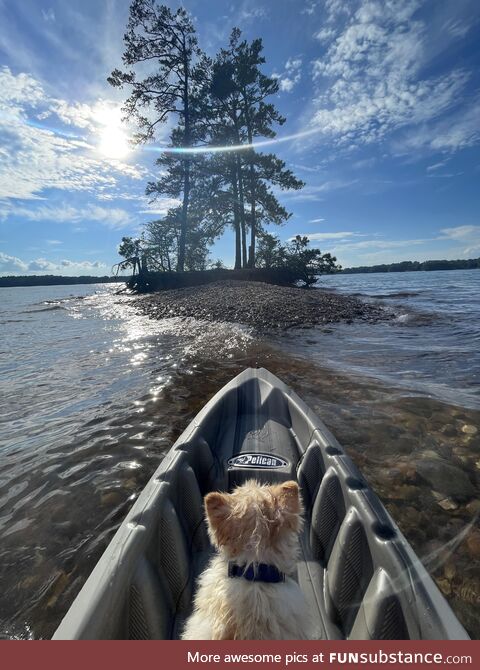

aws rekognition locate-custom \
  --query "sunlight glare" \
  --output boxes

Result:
[95,104,131,160]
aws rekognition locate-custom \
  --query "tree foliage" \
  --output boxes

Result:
[256,233,340,286]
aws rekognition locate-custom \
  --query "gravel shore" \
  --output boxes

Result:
[133,280,390,331]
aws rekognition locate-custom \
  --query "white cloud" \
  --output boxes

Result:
[46,239,62,245]
[0,251,28,273]
[139,197,182,217]
[397,100,480,154]
[59,259,106,269]
[440,225,479,240]
[1,203,133,229]
[0,252,108,275]
[314,27,336,42]
[300,231,363,241]
[302,2,318,16]
[238,6,266,22]
[330,237,430,252]
[426,161,448,172]
[325,225,480,266]
[41,8,56,23]
[305,1,476,153]
[309,218,325,223]
[27,258,58,272]
[443,18,472,39]
[281,179,358,201]
[274,57,302,93]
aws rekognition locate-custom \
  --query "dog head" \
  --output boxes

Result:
[204,480,302,569]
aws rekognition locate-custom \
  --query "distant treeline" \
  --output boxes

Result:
[342,258,480,274]
[0,275,129,288]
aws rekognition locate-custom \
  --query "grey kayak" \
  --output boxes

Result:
[53,368,469,640]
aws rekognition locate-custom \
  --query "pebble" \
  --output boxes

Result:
[100,491,123,506]
[466,531,480,559]
[466,499,480,515]
[444,562,456,580]
[421,449,442,460]
[462,425,478,436]
[437,497,458,511]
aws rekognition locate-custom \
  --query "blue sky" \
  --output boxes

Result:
[0,0,479,275]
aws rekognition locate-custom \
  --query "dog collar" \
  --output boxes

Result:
[228,563,285,583]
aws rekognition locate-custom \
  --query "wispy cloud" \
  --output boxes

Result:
[1,203,133,229]
[273,57,303,93]
[396,99,480,154]
[427,160,449,172]
[41,8,55,23]
[439,225,480,253]
[281,179,358,201]
[139,198,182,217]
[299,231,364,241]
[303,1,477,155]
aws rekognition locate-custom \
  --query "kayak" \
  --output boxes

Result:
[53,368,469,640]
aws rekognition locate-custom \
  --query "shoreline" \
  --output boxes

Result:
[132,279,390,331]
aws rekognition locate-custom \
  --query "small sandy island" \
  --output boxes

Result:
[133,280,390,331]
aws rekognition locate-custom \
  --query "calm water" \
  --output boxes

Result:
[0,270,479,638]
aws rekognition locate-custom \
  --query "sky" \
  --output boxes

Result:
[0,0,479,276]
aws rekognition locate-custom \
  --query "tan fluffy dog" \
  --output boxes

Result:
[181,480,314,640]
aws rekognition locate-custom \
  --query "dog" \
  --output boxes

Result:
[181,479,314,639]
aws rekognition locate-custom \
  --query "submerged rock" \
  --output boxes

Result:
[416,459,476,500]
[466,531,480,559]
[466,499,480,516]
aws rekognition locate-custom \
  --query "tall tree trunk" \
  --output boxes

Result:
[248,155,256,268]
[177,51,190,273]
[178,158,190,272]
[243,105,256,268]
[232,172,242,270]
[236,155,247,268]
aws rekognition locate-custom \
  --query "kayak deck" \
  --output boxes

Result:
[53,368,469,640]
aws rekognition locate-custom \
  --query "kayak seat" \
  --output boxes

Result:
[297,441,326,510]
[298,442,410,640]
[310,469,346,566]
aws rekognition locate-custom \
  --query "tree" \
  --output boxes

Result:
[286,235,340,286]
[255,232,286,269]
[255,233,340,285]
[198,29,304,268]
[108,1,204,271]
[233,33,288,266]
[142,217,178,272]
[115,236,145,275]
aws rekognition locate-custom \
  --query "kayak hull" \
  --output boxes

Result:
[53,368,469,640]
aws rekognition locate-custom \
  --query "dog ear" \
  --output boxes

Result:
[277,481,300,514]
[204,491,231,545]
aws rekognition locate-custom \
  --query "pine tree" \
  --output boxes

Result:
[108,0,204,271]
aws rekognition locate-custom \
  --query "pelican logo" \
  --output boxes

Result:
[228,453,289,469]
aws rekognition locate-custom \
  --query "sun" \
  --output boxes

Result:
[95,105,131,160]
[98,125,131,160]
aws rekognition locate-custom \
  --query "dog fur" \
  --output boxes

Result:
[181,479,314,640]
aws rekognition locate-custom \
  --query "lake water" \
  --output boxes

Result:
[0,269,479,639]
